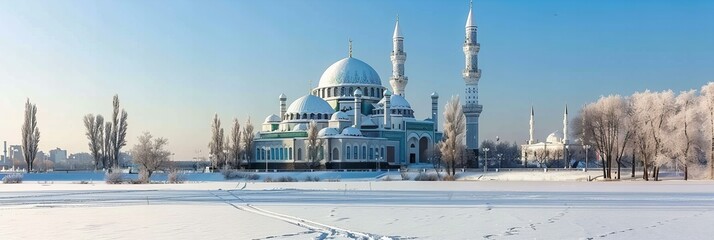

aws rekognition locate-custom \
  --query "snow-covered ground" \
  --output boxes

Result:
[2,181,714,240]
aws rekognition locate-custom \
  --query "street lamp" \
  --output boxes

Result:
[482,148,490,172]
[583,145,591,172]
[565,145,570,169]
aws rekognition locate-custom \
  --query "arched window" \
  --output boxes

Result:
[369,147,374,159]
[327,89,331,97]
[348,87,353,96]
[267,149,272,160]
[289,147,293,160]
[381,147,385,158]
[341,87,345,96]
[297,148,302,161]
[353,146,358,159]
[279,148,284,160]
[370,88,374,97]
[346,146,351,160]
[332,148,339,160]
[302,113,308,119]
[361,146,366,159]
[310,113,315,119]
[296,114,301,120]
[317,114,322,120]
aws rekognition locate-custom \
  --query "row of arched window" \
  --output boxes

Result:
[343,145,385,160]
[371,108,414,118]
[255,145,385,162]
[255,147,326,161]
[256,147,295,161]
[283,113,331,121]
[314,86,383,99]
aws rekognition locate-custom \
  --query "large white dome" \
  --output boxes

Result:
[318,57,382,87]
[286,95,335,115]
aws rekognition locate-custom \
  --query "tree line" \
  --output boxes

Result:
[573,82,714,180]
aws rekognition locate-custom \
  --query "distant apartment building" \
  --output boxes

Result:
[49,148,67,162]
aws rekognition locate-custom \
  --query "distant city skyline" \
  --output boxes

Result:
[1,0,712,160]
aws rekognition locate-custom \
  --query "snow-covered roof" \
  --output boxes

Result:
[264,114,281,123]
[341,127,363,137]
[318,57,382,87]
[318,127,339,137]
[286,95,335,115]
[377,94,412,109]
[330,111,350,121]
[292,123,308,132]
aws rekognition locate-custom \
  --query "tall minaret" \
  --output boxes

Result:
[279,93,287,119]
[563,104,569,144]
[463,1,483,151]
[390,16,408,97]
[431,92,439,131]
[529,106,535,144]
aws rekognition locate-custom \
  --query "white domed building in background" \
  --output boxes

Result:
[252,5,483,169]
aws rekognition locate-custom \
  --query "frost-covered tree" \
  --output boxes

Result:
[84,114,104,170]
[131,132,172,183]
[630,90,675,181]
[578,95,632,179]
[228,118,242,169]
[243,117,255,165]
[21,99,40,173]
[305,121,323,169]
[701,82,714,179]
[208,114,225,169]
[440,96,466,176]
[662,90,702,180]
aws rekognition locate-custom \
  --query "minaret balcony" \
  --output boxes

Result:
[462,69,481,80]
[462,43,480,53]
[463,104,483,115]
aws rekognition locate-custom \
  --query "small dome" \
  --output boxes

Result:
[279,93,287,99]
[341,127,363,136]
[546,132,562,143]
[286,95,335,115]
[330,111,350,121]
[264,114,281,123]
[354,88,363,97]
[378,94,412,109]
[318,57,382,87]
[318,127,339,137]
[293,123,309,131]
[431,92,439,98]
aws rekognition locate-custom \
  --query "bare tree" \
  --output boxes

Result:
[21,99,40,173]
[305,121,324,169]
[630,90,675,181]
[84,114,104,170]
[131,132,172,183]
[208,114,225,169]
[108,95,128,169]
[228,118,242,169]
[663,90,701,180]
[103,122,113,170]
[440,96,466,177]
[243,117,255,165]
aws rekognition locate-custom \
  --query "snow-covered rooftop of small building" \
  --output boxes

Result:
[341,127,363,136]
[318,127,339,137]
[264,114,281,123]
[330,111,350,121]
[377,94,412,109]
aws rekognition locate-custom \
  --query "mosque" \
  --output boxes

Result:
[249,3,483,169]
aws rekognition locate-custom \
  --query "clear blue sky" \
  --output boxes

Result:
[1,0,712,160]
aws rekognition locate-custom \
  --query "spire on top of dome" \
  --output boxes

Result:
[393,15,402,39]
[466,0,475,28]
[348,38,353,58]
